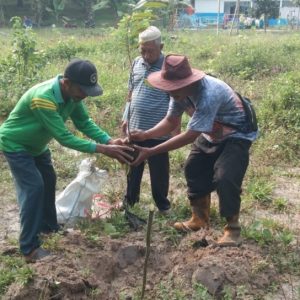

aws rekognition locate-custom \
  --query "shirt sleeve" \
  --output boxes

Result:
[70,102,111,144]
[30,98,97,153]
[167,98,186,117]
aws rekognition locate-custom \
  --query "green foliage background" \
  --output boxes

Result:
[1,26,299,166]
[0,24,299,299]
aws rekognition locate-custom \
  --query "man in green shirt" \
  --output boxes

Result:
[0,59,133,262]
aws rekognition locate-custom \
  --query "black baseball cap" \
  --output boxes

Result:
[64,59,103,96]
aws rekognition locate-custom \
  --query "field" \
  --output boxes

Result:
[0,26,299,299]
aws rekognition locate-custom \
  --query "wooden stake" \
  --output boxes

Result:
[141,207,154,299]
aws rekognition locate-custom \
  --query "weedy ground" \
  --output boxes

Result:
[0,28,299,299]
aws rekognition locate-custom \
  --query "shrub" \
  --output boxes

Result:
[211,35,297,80]
[254,71,300,164]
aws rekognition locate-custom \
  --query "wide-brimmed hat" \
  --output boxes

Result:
[147,54,205,92]
[64,59,103,97]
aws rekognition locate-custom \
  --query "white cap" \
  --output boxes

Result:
[138,26,161,44]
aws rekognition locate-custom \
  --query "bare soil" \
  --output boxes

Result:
[0,153,299,300]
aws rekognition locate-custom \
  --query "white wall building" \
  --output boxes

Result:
[193,0,300,19]
[194,1,252,15]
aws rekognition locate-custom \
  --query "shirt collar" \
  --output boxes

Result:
[152,53,164,68]
[52,75,65,104]
[142,53,164,70]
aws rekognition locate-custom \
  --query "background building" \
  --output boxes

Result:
[193,0,299,18]
[184,0,300,27]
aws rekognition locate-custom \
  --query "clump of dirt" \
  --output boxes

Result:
[1,227,277,300]
[0,160,298,299]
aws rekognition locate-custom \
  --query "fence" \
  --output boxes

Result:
[176,13,292,30]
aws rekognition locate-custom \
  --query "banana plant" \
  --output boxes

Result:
[91,0,137,20]
[134,0,169,10]
[134,0,190,11]
[46,0,66,22]
[133,0,190,30]
[31,0,49,27]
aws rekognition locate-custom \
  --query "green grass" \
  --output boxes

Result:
[0,28,300,298]
[0,255,35,294]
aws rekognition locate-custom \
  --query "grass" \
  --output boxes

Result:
[0,28,299,298]
[242,218,294,246]
[192,283,213,300]
[0,255,35,294]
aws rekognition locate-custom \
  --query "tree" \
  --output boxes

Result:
[72,0,94,24]
[0,0,4,26]
[92,0,138,21]
[46,0,67,22]
[10,16,37,77]
[112,10,155,64]
[253,0,279,32]
[134,0,190,30]
[71,0,137,26]
[31,0,49,27]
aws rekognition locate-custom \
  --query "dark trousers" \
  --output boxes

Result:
[124,139,170,211]
[184,138,251,217]
[4,150,58,255]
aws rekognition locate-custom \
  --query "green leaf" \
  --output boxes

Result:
[92,2,110,12]
[134,0,169,10]
[53,0,65,12]
[45,6,54,13]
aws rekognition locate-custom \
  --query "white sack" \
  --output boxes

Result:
[56,158,107,224]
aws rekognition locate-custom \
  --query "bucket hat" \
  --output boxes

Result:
[147,54,205,91]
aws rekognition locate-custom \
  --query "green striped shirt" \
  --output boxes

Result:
[0,76,111,156]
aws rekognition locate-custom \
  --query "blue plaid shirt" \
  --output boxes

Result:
[168,75,258,143]
[123,54,171,140]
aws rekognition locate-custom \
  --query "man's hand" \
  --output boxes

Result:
[96,144,134,164]
[108,138,124,145]
[129,130,148,142]
[130,145,152,166]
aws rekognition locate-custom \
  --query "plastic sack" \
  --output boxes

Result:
[56,158,107,225]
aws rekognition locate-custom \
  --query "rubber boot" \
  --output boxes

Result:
[173,194,210,232]
[217,214,242,247]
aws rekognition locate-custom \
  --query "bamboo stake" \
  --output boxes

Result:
[141,206,154,299]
